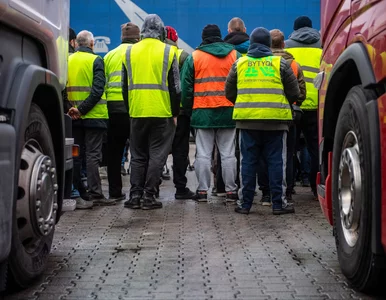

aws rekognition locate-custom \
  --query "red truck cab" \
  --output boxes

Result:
[317,0,386,292]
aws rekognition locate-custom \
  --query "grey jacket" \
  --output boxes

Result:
[225,43,300,131]
[285,27,321,49]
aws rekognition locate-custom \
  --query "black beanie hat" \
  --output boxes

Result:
[202,24,222,41]
[250,27,271,47]
[293,16,312,30]
[69,28,76,41]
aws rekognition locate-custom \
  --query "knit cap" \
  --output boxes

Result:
[250,27,271,47]
[293,16,313,30]
[202,24,222,41]
[121,22,140,40]
[165,26,178,42]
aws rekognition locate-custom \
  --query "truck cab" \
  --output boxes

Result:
[317,0,386,292]
[0,0,73,290]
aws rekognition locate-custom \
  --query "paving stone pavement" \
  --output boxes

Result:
[4,146,382,300]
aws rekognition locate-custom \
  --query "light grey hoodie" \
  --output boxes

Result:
[285,27,321,49]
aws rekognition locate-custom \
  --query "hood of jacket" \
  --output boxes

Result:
[271,48,294,60]
[224,32,250,54]
[141,14,165,40]
[247,43,273,58]
[288,27,320,45]
[196,42,235,57]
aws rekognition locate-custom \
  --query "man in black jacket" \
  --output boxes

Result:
[68,30,115,208]
[225,27,300,215]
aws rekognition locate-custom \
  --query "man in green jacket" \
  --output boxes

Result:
[181,24,241,202]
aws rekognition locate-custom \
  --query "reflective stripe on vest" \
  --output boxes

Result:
[123,38,175,117]
[286,47,322,110]
[192,49,237,109]
[233,56,292,121]
[67,51,108,119]
[104,44,131,102]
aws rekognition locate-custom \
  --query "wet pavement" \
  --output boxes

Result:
[4,146,378,300]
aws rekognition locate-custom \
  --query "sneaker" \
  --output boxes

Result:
[124,195,141,209]
[142,194,163,210]
[75,197,93,209]
[235,206,250,215]
[92,196,116,206]
[175,188,195,200]
[109,193,126,202]
[261,194,271,206]
[192,191,208,202]
[273,203,295,215]
[212,188,226,197]
[301,178,310,187]
[62,199,76,212]
[225,191,238,202]
[121,166,127,176]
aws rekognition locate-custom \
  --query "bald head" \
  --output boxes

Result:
[76,30,94,49]
[270,29,284,49]
[228,17,246,33]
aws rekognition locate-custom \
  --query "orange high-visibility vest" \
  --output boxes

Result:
[192,50,237,109]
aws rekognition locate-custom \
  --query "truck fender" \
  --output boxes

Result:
[6,64,65,232]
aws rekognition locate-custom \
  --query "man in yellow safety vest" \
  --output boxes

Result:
[122,14,181,210]
[104,22,140,202]
[225,27,300,215]
[285,16,322,199]
[67,30,115,208]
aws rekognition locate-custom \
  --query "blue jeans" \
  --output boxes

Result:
[240,129,287,210]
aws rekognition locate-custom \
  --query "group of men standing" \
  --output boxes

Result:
[64,13,321,216]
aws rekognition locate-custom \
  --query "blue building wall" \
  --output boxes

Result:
[70,0,320,55]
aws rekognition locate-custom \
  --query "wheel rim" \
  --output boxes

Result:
[17,139,58,253]
[338,131,362,247]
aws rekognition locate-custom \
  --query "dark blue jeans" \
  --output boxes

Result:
[240,129,287,210]
[257,125,296,194]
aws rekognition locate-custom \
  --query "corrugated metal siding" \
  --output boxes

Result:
[70,0,320,55]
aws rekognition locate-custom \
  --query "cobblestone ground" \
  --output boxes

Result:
[4,146,380,300]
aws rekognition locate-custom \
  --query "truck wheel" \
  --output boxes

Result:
[332,86,384,292]
[8,103,58,288]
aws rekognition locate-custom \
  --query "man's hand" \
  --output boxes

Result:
[173,117,177,126]
[68,107,81,120]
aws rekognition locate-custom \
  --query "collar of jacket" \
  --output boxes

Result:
[76,46,95,54]
[121,39,138,44]
[224,31,249,45]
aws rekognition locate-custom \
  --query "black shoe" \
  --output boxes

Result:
[273,204,295,215]
[192,191,208,202]
[225,191,238,202]
[109,193,126,202]
[121,166,127,176]
[80,192,90,201]
[175,188,195,200]
[142,194,163,210]
[92,196,116,206]
[235,207,250,215]
[124,195,141,209]
[301,178,310,187]
[260,194,271,206]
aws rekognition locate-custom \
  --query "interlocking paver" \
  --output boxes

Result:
[3,145,382,300]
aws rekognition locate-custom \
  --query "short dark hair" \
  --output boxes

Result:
[69,28,76,41]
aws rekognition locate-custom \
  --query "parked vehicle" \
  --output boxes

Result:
[0,0,74,291]
[316,0,386,293]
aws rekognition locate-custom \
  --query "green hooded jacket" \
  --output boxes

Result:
[181,42,241,128]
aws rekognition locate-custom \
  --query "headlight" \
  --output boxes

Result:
[313,71,324,90]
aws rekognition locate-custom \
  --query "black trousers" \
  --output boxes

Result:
[172,115,191,193]
[107,113,130,197]
[296,110,318,191]
[130,118,175,197]
[296,110,319,191]
[73,126,105,199]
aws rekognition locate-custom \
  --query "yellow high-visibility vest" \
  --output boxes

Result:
[67,51,108,119]
[104,43,131,103]
[286,47,322,110]
[233,55,292,121]
[122,38,176,118]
